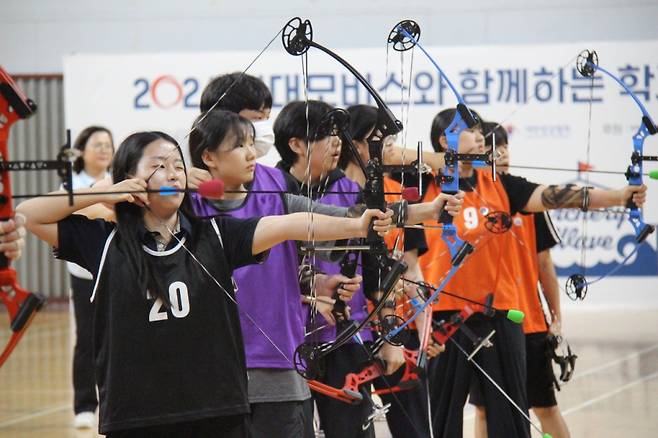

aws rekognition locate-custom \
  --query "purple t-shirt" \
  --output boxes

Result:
[190,164,303,369]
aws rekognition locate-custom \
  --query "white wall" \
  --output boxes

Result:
[2,0,658,73]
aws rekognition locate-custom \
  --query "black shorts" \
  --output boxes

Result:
[250,400,314,438]
[525,332,558,408]
[469,331,557,408]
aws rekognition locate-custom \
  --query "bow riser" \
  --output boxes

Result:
[309,347,422,404]
[627,124,657,242]
[0,67,46,368]
[331,249,359,332]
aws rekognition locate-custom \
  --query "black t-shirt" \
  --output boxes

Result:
[403,227,428,256]
[56,213,262,433]
[533,211,561,253]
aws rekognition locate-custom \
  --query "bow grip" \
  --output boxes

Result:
[366,206,388,244]
[439,190,456,225]
[332,295,348,326]
[625,193,641,211]
[363,166,387,245]
[332,250,359,326]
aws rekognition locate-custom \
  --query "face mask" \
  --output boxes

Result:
[252,119,275,158]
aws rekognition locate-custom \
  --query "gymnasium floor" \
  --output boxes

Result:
[1,304,656,438]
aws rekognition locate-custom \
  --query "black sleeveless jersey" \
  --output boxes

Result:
[57,215,261,433]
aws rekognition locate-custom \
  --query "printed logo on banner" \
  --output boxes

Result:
[550,172,658,277]
[525,124,572,138]
[133,76,202,109]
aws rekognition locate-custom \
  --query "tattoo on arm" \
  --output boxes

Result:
[540,184,590,211]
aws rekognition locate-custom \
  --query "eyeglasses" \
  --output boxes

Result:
[88,142,113,151]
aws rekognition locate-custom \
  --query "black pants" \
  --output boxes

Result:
[71,275,98,414]
[249,400,314,438]
[470,331,558,409]
[313,343,375,438]
[428,312,530,438]
[105,414,250,438]
[371,331,431,438]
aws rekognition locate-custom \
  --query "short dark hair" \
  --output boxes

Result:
[482,121,508,148]
[200,73,272,114]
[273,100,334,166]
[429,107,482,152]
[72,126,114,173]
[188,110,255,170]
[338,105,377,169]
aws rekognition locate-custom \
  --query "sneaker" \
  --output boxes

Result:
[73,411,95,429]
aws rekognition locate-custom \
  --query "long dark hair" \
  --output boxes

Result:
[188,109,255,170]
[112,131,200,306]
[72,126,114,173]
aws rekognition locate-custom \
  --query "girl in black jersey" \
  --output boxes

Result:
[16,131,397,437]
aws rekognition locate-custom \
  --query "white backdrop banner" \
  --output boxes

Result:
[63,40,658,308]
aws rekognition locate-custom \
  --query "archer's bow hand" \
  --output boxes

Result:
[426,340,446,358]
[359,208,394,238]
[548,319,563,338]
[435,190,465,217]
[187,167,212,190]
[377,342,405,375]
[316,273,363,302]
[316,298,338,326]
[0,215,27,260]
[620,183,648,208]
